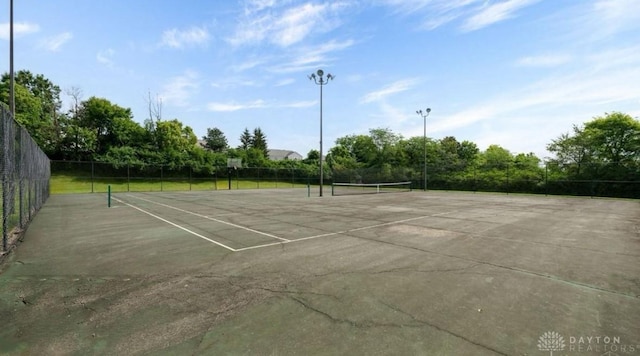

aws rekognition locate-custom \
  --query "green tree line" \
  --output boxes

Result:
[2,70,639,196]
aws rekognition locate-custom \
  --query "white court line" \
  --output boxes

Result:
[112,197,237,252]
[125,194,290,242]
[233,212,454,252]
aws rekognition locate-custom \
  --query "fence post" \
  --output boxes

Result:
[18,128,24,228]
[127,164,130,192]
[160,166,164,192]
[545,163,548,196]
[506,163,510,195]
[1,112,7,252]
[91,161,95,193]
[473,165,477,193]
[189,166,192,191]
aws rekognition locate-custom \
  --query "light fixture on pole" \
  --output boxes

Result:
[416,108,431,191]
[308,69,334,197]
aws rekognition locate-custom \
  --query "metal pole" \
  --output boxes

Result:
[320,82,323,197]
[423,115,427,191]
[416,108,431,191]
[10,0,15,118]
[309,70,333,197]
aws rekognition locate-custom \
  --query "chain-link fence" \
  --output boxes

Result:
[50,160,640,199]
[51,160,314,193]
[1,106,51,252]
[331,162,640,198]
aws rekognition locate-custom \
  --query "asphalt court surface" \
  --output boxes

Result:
[110,190,454,251]
[1,189,639,355]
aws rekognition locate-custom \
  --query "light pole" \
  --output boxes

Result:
[416,108,431,191]
[10,0,15,118]
[309,69,334,197]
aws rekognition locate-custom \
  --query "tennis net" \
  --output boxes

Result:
[331,181,412,196]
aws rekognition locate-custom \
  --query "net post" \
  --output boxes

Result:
[107,185,111,208]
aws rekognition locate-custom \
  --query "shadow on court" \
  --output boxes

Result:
[1,189,639,355]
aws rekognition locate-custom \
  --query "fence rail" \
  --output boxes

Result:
[51,161,314,193]
[1,106,51,252]
[51,160,640,198]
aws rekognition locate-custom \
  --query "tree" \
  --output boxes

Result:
[203,127,228,152]
[368,128,403,166]
[583,112,640,164]
[481,145,512,168]
[326,145,357,170]
[547,112,640,182]
[252,127,268,156]
[65,87,83,160]
[547,125,592,169]
[305,149,320,162]
[0,70,63,155]
[239,128,252,149]
[458,140,479,163]
[335,134,377,165]
[155,119,197,153]
[78,97,135,155]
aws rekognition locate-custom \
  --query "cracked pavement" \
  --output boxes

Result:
[0,190,639,355]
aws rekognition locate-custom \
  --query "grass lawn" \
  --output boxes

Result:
[50,174,311,194]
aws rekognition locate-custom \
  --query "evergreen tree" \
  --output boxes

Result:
[203,127,228,152]
[252,127,268,156]
[239,128,252,150]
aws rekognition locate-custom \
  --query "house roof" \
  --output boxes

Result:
[267,149,303,160]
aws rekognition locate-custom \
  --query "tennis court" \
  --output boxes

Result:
[1,189,639,355]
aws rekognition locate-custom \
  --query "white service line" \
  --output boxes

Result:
[112,197,237,252]
[126,194,290,242]
[234,212,455,252]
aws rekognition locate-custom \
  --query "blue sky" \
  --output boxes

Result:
[1,0,639,160]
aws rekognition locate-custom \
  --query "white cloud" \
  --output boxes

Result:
[160,70,200,107]
[571,0,640,42]
[515,54,572,67]
[269,39,355,73]
[97,49,115,67]
[229,2,351,47]
[360,79,417,104]
[0,22,40,39]
[379,0,540,32]
[594,0,640,33]
[275,78,295,86]
[428,44,640,135]
[161,26,210,49]
[230,58,267,72]
[461,0,541,32]
[207,98,315,111]
[39,32,72,51]
[283,100,315,108]
[211,78,257,89]
[207,99,266,112]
